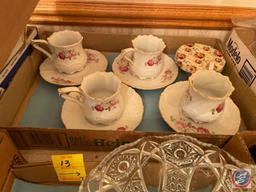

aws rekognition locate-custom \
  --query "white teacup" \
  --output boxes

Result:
[32,30,87,74]
[58,72,124,125]
[181,70,235,123]
[121,35,166,79]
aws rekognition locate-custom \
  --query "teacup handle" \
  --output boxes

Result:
[31,39,52,59]
[121,48,134,66]
[58,87,85,107]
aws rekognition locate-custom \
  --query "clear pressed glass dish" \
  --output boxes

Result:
[79,135,256,192]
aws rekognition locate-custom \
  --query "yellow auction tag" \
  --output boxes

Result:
[51,154,86,182]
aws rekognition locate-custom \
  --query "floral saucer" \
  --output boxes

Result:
[112,53,178,90]
[159,81,241,135]
[61,83,144,131]
[40,49,108,86]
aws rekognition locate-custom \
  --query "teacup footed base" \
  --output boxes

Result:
[55,63,86,75]
[85,109,124,126]
[181,108,225,124]
[130,59,165,80]
[61,83,144,131]
[86,117,120,126]
[159,81,241,135]
[113,52,178,90]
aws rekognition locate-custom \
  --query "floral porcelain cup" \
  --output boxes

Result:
[121,35,166,79]
[32,30,87,74]
[58,72,124,125]
[181,70,235,123]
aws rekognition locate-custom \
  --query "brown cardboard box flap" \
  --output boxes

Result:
[0,0,38,71]
[0,130,25,191]
[223,132,255,164]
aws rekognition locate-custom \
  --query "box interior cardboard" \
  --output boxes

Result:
[223,131,256,164]
[223,28,256,130]
[2,162,214,191]
[0,32,253,130]
[6,127,229,151]
[0,0,38,71]
[235,27,256,53]
[0,32,256,191]
[0,130,25,191]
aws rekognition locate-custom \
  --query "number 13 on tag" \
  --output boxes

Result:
[51,154,86,182]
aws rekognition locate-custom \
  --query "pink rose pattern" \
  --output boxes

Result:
[116,125,128,131]
[118,53,135,73]
[170,116,212,134]
[145,55,162,67]
[212,102,225,115]
[177,53,186,60]
[118,57,131,73]
[186,43,194,47]
[51,77,73,84]
[184,89,192,102]
[118,55,174,83]
[176,43,225,73]
[57,49,80,60]
[92,99,119,112]
[87,52,99,63]
[161,69,173,82]
[118,53,162,73]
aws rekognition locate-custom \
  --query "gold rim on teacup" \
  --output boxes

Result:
[182,70,235,123]
[188,70,234,100]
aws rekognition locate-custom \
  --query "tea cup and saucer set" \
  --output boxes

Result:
[112,35,178,90]
[159,70,241,135]
[32,30,108,86]
[58,72,144,131]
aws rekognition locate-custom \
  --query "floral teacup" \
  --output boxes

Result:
[181,70,235,123]
[32,30,87,74]
[58,72,124,125]
[121,35,166,79]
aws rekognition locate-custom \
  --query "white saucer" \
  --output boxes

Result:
[159,81,241,135]
[61,83,144,131]
[40,49,108,86]
[112,53,178,90]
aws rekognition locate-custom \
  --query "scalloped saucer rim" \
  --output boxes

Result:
[159,81,241,135]
[61,83,144,131]
[112,53,178,90]
[39,49,108,86]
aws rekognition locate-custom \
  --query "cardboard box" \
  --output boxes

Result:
[223,131,256,164]
[0,33,255,190]
[222,32,256,131]
[0,130,25,191]
[0,2,254,189]
[1,32,255,130]
[226,27,256,94]
[0,32,254,151]
[0,33,247,145]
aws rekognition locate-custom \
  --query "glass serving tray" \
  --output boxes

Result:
[80,135,256,192]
